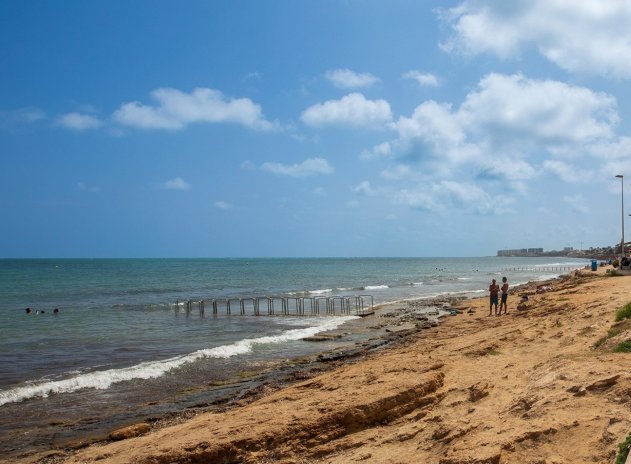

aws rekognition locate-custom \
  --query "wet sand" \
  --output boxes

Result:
[10,266,631,463]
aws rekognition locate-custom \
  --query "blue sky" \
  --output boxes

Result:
[2,0,631,258]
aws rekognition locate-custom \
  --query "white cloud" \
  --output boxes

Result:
[402,70,439,87]
[57,113,103,131]
[440,0,631,78]
[394,181,512,215]
[325,69,380,89]
[589,137,631,161]
[312,187,327,197]
[477,159,537,181]
[240,160,256,170]
[261,157,333,177]
[391,73,618,175]
[113,87,279,131]
[13,107,46,123]
[360,141,393,160]
[599,161,631,181]
[441,180,512,215]
[214,201,233,210]
[563,194,590,213]
[0,107,46,130]
[352,181,376,196]
[395,99,479,167]
[164,177,190,190]
[394,188,441,212]
[243,71,261,81]
[381,164,412,181]
[459,73,616,144]
[346,199,360,208]
[301,93,392,129]
[542,160,592,183]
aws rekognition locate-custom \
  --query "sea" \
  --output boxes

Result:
[0,256,589,456]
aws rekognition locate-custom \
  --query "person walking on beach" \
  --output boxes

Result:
[489,279,499,316]
[500,276,509,315]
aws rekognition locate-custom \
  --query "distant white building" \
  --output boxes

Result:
[497,248,544,256]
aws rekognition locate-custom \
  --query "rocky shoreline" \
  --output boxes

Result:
[9,292,474,463]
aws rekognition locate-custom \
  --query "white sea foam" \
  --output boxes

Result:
[457,277,472,281]
[0,316,357,407]
[364,285,388,290]
[309,288,332,295]
[412,282,423,287]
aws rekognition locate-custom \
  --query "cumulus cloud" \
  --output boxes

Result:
[325,69,380,89]
[402,70,440,87]
[440,0,631,78]
[391,73,618,175]
[261,157,333,177]
[57,113,103,131]
[301,93,392,129]
[113,87,278,131]
[395,99,479,167]
[459,73,616,143]
[164,177,190,190]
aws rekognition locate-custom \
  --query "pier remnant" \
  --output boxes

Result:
[172,295,374,317]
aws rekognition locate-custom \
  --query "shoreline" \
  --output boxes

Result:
[8,266,621,463]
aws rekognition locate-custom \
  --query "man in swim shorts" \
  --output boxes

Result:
[489,279,499,316]
[500,276,509,315]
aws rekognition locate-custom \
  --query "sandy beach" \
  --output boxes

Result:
[12,266,631,464]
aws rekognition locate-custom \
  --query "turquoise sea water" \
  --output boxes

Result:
[0,257,589,455]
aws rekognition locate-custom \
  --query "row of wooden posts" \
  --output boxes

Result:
[173,295,375,317]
